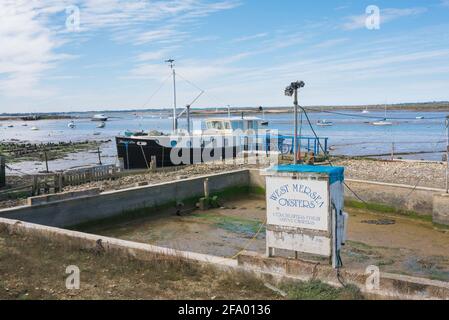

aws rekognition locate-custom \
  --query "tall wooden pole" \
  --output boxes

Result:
[446,116,449,193]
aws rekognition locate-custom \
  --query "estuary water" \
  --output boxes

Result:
[1,109,448,173]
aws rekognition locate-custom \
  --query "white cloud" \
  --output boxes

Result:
[342,7,427,30]
[0,1,69,98]
[233,33,268,43]
[312,38,348,49]
[0,0,240,100]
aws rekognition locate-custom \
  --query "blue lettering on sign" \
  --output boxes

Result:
[269,183,325,208]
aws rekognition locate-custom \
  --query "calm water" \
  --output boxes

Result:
[1,110,448,173]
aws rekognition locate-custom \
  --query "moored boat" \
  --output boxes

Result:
[92,114,108,121]
[317,120,333,127]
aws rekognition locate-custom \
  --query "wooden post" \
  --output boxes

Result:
[203,178,209,198]
[32,176,38,196]
[44,151,49,173]
[97,147,102,165]
[391,142,395,161]
[150,156,157,171]
[59,174,63,192]
[0,156,5,188]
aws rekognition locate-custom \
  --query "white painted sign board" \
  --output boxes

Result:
[264,165,347,267]
[266,177,329,231]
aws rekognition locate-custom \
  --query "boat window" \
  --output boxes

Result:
[231,121,243,130]
[208,121,223,130]
[224,122,231,130]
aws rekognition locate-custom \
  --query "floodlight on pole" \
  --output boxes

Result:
[285,81,305,164]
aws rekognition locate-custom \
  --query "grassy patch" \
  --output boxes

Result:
[345,199,433,223]
[0,227,365,300]
[281,280,364,300]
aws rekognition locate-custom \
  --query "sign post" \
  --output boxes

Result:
[264,164,348,268]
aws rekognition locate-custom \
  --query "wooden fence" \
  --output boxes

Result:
[0,163,188,201]
[60,165,119,187]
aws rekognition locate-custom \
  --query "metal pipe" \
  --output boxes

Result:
[172,68,177,132]
[293,88,299,164]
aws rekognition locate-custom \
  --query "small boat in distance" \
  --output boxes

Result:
[30,126,39,131]
[372,119,393,126]
[317,120,333,127]
[416,116,424,120]
[362,107,370,114]
[97,121,106,128]
[68,121,76,129]
[372,104,393,126]
[92,114,108,121]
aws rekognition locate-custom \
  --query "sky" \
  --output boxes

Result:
[1,0,449,113]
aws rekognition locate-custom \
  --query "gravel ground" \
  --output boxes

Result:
[61,162,261,193]
[334,158,447,189]
[1,158,446,209]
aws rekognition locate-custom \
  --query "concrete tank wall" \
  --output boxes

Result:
[0,170,250,228]
[344,179,442,216]
[248,169,442,216]
[433,193,449,226]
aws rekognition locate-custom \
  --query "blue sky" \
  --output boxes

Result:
[1,0,449,113]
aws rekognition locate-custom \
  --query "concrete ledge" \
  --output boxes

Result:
[1,216,448,300]
[237,251,449,300]
[27,188,101,206]
[0,169,250,228]
[433,193,449,226]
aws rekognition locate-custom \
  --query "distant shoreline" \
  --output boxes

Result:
[1,101,448,120]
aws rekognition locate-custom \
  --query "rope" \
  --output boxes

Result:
[299,106,368,204]
[302,107,449,120]
[229,218,266,260]
[139,73,172,110]
[4,164,34,176]
[140,145,151,171]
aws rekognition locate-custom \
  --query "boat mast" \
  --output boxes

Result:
[166,59,177,131]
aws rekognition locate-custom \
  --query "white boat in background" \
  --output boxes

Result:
[68,121,76,129]
[372,105,393,126]
[372,119,393,126]
[317,120,333,127]
[30,126,39,131]
[362,108,370,114]
[97,121,106,128]
[416,116,424,120]
[92,114,108,121]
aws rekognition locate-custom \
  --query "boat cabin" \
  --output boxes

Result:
[201,117,261,134]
